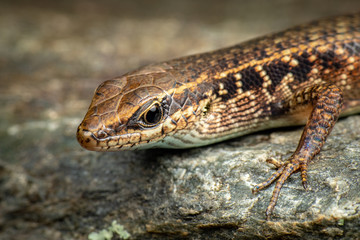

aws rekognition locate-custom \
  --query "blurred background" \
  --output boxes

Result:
[0,0,359,239]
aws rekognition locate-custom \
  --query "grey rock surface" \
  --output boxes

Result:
[0,0,360,239]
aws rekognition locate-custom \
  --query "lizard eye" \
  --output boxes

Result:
[140,101,163,127]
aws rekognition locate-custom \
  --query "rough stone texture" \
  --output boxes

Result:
[0,0,360,239]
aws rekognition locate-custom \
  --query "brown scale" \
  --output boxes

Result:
[77,13,360,219]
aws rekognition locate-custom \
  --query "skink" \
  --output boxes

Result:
[77,13,360,219]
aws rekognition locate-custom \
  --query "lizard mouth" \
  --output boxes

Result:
[77,122,145,151]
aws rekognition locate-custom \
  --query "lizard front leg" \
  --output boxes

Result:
[253,84,343,220]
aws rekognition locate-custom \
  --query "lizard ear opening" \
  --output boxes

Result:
[202,101,211,117]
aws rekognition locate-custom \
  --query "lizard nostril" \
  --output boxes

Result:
[97,130,108,139]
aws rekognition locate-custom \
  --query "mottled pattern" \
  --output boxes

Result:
[77,13,360,219]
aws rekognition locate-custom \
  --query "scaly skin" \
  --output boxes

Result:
[77,13,360,219]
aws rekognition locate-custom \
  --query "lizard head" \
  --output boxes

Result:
[76,64,201,151]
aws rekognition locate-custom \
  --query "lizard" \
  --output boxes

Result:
[77,13,360,219]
